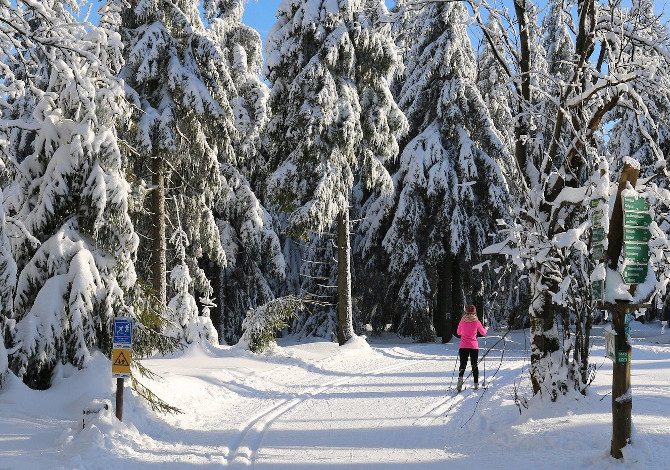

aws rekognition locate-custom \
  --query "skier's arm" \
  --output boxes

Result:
[478,321,488,336]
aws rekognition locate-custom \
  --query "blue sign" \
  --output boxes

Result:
[113,317,133,347]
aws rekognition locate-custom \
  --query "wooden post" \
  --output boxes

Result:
[115,377,124,422]
[610,304,631,458]
[605,161,639,459]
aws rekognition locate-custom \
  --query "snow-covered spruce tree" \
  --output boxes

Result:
[265,0,406,344]
[216,164,285,344]
[0,191,15,389]
[200,0,286,344]
[166,224,217,345]
[119,0,230,323]
[0,0,138,388]
[476,17,515,153]
[363,2,511,342]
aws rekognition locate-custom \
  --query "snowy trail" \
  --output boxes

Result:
[1,325,670,469]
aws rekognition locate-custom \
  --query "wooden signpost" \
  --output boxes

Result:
[112,317,133,422]
[600,161,654,459]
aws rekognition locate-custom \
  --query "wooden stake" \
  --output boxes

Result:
[115,377,124,422]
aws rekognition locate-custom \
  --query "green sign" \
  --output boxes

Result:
[591,209,605,223]
[591,198,606,208]
[592,243,605,260]
[593,227,606,243]
[622,264,647,284]
[624,211,652,227]
[623,226,651,243]
[623,243,649,263]
[617,351,629,363]
[592,279,604,303]
[623,195,649,212]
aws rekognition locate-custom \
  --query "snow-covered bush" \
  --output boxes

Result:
[238,296,303,353]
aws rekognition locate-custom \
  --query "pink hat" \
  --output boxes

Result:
[465,304,476,315]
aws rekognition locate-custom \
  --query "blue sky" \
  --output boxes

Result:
[86,0,667,45]
[243,0,395,40]
[243,0,282,40]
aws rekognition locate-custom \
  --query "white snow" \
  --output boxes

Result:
[1,325,670,469]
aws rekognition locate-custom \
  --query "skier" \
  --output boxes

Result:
[456,304,487,392]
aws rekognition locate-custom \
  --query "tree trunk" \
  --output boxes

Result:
[528,269,561,396]
[336,209,354,345]
[436,255,452,343]
[210,261,223,343]
[450,256,463,336]
[150,155,167,312]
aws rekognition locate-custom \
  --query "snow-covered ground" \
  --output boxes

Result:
[1,322,669,469]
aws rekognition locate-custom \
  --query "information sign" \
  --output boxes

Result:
[623,243,649,263]
[112,349,131,378]
[592,227,606,243]
[593,243,605,260]
[113,317,133,348]
[622,264,647,284]
[623,212,652,227]
[623,226,651,243]
[623,195,650,212]
[617,351,629,364]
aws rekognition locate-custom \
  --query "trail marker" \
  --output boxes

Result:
[111,317,133,422]
[622,195,649,212]
[622,264,647,284]
[623,243,649,263]
[113,317,133,348]
[112,349,131,378]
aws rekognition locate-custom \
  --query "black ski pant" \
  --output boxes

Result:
[458,348,479,383]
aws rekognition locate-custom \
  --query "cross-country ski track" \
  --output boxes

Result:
[1,323,669,469]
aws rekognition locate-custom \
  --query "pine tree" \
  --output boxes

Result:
[369,2,511,341]
[119,0,231,323]
[1,0,139,388]
[167,224,217,345]
[0,191,15,389]
[265,0,406,344]
[476,17,515,153]
[217,164,285,343]
[202,0,286,344]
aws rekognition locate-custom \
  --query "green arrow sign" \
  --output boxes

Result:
[622,264,647,284]
[592,243,605,260]
[592,227,606,243]
[623,226,651,242]
[623,195,649,212]
[624,211,652,227]
[623,243,650,262]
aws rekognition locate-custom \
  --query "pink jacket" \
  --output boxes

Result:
[457,314,487,349]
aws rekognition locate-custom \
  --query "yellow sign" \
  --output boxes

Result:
[112,348,131,378]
